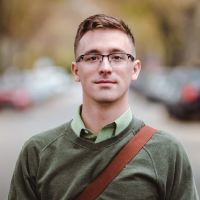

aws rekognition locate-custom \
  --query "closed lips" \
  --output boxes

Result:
[95,80,116,84]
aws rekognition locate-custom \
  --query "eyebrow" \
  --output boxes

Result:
[84,48,126,55]
[84,49,100,54]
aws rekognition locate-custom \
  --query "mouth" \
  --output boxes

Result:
[95,80,116,84]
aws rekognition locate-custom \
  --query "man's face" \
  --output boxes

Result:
[72,28,141,105]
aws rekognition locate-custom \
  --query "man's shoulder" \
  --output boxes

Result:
[153,129,182,146]
[22,121,72,155]
[146,128,188,158]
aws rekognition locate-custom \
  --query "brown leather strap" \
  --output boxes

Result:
[75,125,157,200]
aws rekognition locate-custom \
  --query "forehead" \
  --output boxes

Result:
[77,29,134,56]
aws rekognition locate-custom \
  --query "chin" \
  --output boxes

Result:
[94,96,120,104]
[97,100,115,104]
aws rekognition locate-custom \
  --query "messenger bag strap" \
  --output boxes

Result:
[75,125,157,200]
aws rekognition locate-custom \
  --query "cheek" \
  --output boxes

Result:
[119,68,133,81]
[119,70,133,88]
[79,68,95,84]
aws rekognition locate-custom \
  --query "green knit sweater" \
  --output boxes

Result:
[8,116,199,200]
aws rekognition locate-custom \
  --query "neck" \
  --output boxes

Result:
[81,96,129,136]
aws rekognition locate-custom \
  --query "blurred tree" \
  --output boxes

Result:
[0,0,57,72]
[145,0,200,66]
[1,0,200,72]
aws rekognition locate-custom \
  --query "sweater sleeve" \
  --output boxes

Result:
[8,140,40,200]
[150,131,199,200]
[166,138,199,200]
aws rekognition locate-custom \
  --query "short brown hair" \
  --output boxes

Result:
[74,14,135,57]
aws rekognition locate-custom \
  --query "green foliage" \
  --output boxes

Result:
[0,0,200,72]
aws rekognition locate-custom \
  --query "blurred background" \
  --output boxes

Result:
[0,0,200,199]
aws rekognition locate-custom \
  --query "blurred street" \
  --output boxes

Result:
[1,82,200,199]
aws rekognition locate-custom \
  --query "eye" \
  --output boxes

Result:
[113,56,122,60]
[89,56,98,61]
[111,54,125,62]
[84,55,100,62]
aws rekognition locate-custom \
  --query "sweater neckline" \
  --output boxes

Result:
[64,116,145,151]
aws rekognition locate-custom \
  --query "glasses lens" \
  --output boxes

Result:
[109,53,128,67]
[83,54,101,67]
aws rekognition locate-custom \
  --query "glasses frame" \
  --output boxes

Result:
[76,53,135,67]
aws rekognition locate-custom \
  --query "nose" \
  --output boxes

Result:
[98,56,113,75]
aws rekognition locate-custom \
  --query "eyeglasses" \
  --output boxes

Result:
[76,53,135,68]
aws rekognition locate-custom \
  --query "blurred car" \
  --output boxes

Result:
[0,75,32,110]
[0,88,32,110]
[130,69,173,102]
[142,72,170,102]
[130,66,200,120]
[23,66,70,104]
[165,67,200,120]
[0,65,70,109]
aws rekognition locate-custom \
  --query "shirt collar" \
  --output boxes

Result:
[71,105,85,137]
[71,105,132,139]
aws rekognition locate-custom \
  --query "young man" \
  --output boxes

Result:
[8,14,199,200]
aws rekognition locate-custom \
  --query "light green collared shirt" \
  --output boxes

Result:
[71,105,132,143]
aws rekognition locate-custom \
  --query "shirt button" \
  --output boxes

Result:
[85,130,89,134]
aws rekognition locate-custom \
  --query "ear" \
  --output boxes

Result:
[71,61,80,82]
[131,60,141,81]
